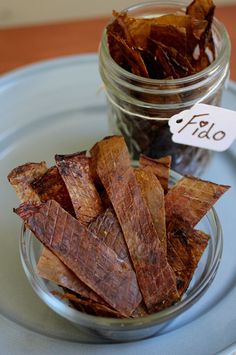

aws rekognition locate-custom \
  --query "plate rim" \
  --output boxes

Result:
[0,53,98,88]
[0,53,235,353]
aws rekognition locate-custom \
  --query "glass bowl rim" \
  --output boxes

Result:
[19,170,223,331]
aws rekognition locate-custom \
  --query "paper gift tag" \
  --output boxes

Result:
[169,103,236,152]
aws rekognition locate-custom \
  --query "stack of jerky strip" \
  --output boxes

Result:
[107,0,215,79]
[8,136,229,318]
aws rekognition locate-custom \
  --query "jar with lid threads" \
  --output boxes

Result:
[99,0,231,175]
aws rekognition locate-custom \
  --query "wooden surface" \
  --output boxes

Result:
[0,5,235,80]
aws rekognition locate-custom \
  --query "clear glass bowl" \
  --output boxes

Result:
[19,170,223,342]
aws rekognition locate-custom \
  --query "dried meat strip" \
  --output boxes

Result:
[8,162,48,203]
[110,11,206,51]
[186,0,215,22]
[12,163,103,304]
[151,40,179,79]
[52,291,121,318]
[108,11,149,50]
[134,168,167,253]
[186,0,215,70]
[7,162,88,300]
[165,176,230,229]
[89,207,131,265]
[31,166,75,216]
[158,42,195,77]
[139,154,171,194]
[37,248,104,303]
[89,207,148,317]
[150,25,187,56]
[107,31,149,78]
[167,228,209,295]
[165,175,227,294]
[55,152,103,225]
[90,136,179,312]
[15,200,142,317]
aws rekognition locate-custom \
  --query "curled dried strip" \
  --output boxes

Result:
[52,291,122,318]
[150,24,187,56]
[186,0,216,69]
[11,162,105,305]
[15,200,142,317]
[89,207,132,265]
[107,31,149,77]
[186,0,215,22]
[139,154,171,194]
[165,174,227,294]
[158,42,195,77]
[54,288,147,318]
[167,228,209,295]
[90,136,179,312]
[110,11,207,51]
[139,49,164,79]
[37,248,104,303]
[55,152,103,225]
[31,166,97,299]
[8,162,47,203]
[107,2,215,78]
[165,176,230,229]
[109,11,149,49]
[134,168,167,253]
[31,166,75,216]
[151,40,179,79]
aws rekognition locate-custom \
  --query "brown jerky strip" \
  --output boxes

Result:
[186,0,215,22]
[52,291,122,318]
[15,200,142,317]
[108,8,212,77]
[112,10,136,48]
[55,152,103,225]
[139,49,164,79]
[150,24,187,55]
[7,162,88,301]
[30,165,105,305]
[167,228,209,295]
[53,290,147,318]
[37,248,104,303]
[146,14,207,41]
[165,173,227,294]
[134,168,167,253]
[109,11,149,50]
[89,154,104,192]
[7,162,94,300]
[158,42,196,77]
[110,12,207,50]
[31,166,75,216]
[8,162,48,203]
[89,207,131,265]
[165,176,230,229]
[139,154,171,194]
[107,31,149,78]
[89,207,147,316]
[153,40,179,79]
[90,136,179,312]
[186,0,215,68]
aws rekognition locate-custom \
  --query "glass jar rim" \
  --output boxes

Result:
[100,0,230,88]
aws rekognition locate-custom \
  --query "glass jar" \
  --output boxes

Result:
[99,0,231,175]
